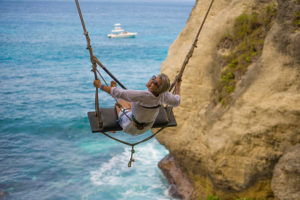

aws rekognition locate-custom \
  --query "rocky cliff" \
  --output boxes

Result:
[156,0,300,199]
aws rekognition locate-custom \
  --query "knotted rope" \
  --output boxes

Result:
[169,0,214,91]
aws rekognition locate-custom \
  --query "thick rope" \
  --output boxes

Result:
[169,0,214,92]
[75,0,102,127]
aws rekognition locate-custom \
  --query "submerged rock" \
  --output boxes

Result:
[158,154,193,200]
[0,190,8,200]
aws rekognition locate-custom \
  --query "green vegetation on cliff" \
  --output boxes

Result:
[199,195,252,200]
[293,10,300,29]
[215,5,277,107]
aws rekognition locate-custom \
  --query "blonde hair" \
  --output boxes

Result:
[157,73,170,94]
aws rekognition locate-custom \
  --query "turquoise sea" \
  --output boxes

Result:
[0,0,194,199]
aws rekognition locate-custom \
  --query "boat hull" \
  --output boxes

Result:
[107,32,137,38]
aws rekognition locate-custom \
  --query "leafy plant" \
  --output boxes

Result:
[199,196,252,200]
[207,195,221,200]
[236,198,253,200]
[199,195,221,200]
[293,10,300,28]
[215,5,277,107]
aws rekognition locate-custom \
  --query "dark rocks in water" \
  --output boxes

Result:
[271,144,300,200]
[158,154,194,200]
[0,190,8,200]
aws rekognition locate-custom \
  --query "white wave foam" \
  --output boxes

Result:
[89,140,171,199]
[90,148,131,186]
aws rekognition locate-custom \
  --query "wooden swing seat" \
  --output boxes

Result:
[88,106,177,133]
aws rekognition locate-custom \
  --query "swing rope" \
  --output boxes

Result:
[169,0,214,92]
[74,0,214,167]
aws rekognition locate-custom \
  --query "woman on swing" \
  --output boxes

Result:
[94,73,181,135]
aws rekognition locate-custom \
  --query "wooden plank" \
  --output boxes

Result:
[88,107,177,133]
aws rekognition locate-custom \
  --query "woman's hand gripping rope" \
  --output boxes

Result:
[94,79,115,95]
[174,76,182,95]
[94,80,119,133]
[94,79,102,88]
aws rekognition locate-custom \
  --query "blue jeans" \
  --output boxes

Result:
[118,109,132,129]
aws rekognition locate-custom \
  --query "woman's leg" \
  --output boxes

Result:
[113,99,131,133]
[115,99,132,119]
[111,81,132,118]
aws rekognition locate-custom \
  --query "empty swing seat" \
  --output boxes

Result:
[88,107,177,133]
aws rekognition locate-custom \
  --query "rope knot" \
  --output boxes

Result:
[128,146,136,167]
[91,55,97,62]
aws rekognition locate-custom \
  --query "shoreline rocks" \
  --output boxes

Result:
[271,144,300,200]
[158,154,194,200]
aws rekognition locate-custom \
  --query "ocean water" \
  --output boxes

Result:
[0,0,194,199]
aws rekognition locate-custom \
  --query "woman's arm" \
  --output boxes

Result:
[94,79,112,94]
[163,80,182,107]
[94,80,146,102]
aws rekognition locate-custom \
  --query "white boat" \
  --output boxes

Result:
[107,23,137,38]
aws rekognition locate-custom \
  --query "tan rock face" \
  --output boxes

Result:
[156,0,300,199]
